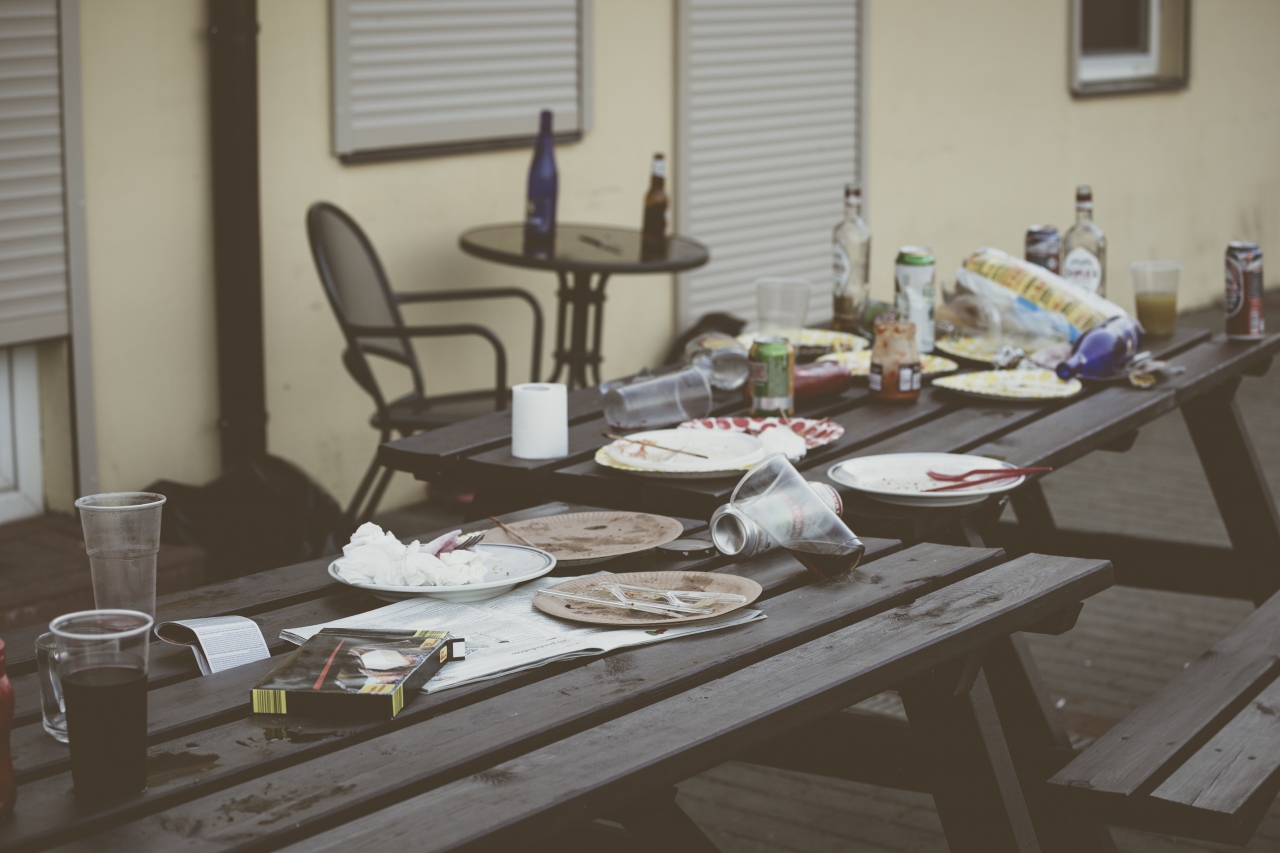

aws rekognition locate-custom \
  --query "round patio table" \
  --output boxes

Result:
[459,223,709,389]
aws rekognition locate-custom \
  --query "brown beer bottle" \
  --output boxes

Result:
[641,153,669,258]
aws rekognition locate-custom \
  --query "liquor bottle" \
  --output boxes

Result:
[523,110,558,252]
[0,639,14,818]
[832,184,871,332]
[641,153,669,258]
[1055,315,1141,381]
[1062,185,1106,296]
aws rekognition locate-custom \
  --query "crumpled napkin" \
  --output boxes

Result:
[336,522,489,587]
[758,425,807,461]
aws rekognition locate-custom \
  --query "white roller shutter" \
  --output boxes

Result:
[0,0,70,347]
[332,0,589,159]
[676,0,861,330]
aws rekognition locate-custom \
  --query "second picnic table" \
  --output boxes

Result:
[380,328,1280,604]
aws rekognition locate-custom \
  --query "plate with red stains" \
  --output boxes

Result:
[677,416,845,449]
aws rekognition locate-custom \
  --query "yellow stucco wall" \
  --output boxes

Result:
[863,0,1280,312]
[71,0,1279,511]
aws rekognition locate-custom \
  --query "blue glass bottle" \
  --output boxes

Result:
[1055,314,1143,380]
[523,110,558,253]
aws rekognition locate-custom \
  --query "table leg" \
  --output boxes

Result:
[549,271,572,384]
[1009,480,1057,540]
[984,635,1119,853]
[589,274,610,387]
[1181,378,1280,604]
[608,786,722,853]
[899,664,1042,853]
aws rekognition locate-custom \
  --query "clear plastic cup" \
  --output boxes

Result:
[1130,260,1181,337]
[756,278,812,336]
[683,332,750,391]
[75,492,166,618]
[603,367,713,429]
[730,453,864,578]
[51,609,153,797]
[35,632,68,743]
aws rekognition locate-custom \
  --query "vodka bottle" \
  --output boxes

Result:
[1062,185,1106,297]
[831,184,871,332]
[523,110,558,252]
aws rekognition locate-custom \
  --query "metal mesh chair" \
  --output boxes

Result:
[307,202,543,523]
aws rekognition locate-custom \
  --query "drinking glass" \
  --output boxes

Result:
[603,367,712,429]
[1130,261,1181,337]
[75,492,166,617]
[756,278,812,336]
[683,332,750,391]
[35,632,68,743]
[51,609,153,798]
[730,453,864,578]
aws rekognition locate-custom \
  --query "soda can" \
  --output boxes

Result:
[1225,241,1265,340]
[894,246,936,354]
[1025,225,1061,274]
[749,337,795,416]
[710,481,843,559]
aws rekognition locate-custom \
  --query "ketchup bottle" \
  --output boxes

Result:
[0,639,15,818]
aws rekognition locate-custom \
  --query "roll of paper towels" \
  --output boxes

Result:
[511,383,569,459]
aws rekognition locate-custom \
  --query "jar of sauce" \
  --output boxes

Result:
[869,318,921,402]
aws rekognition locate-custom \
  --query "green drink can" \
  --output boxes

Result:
[749,337,795,416]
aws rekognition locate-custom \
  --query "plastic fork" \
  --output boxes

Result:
[926,466,1052,482]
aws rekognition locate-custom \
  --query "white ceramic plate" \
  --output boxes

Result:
[595,429,766,479]
[827,452,1027,507]
[328,543,557,603]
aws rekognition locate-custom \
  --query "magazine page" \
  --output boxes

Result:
[155,615,271,675]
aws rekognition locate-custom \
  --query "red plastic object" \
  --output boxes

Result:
[0,639,15,818]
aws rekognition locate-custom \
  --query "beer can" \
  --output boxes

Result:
[894,246,936,354]
[1025,225,1061,274]
[1225,241,1265,340]
[710,481,844,559]
[749,337,795,416]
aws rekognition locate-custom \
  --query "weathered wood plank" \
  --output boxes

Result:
[1050,589,1280,801]
[1150,675,1280,837]
[268,553,1111,853]
[5,539,951,853]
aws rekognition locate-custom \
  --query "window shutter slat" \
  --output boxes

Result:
[333,0,584,157]
[677,0,861,330]
[0,0,68,347]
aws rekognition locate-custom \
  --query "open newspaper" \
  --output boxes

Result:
[282,574,765,692]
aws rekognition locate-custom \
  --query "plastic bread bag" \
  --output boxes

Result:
[948,270,1076,348]
[959,247,1128,339]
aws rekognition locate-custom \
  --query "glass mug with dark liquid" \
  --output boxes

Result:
[50,610,152,798]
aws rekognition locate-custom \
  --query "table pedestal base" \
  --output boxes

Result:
[550,270,611,390]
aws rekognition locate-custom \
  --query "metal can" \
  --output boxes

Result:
[1225,241,1265,340]
[1025,225,1061,274]
[894,246,936,354]
[710,481,844,559]
[748,337,794,416]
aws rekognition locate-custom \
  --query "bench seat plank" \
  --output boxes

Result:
[1049,591,1280,820]
[1149,675,1280,840]
[274,553,1111,853]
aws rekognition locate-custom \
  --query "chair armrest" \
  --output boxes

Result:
[349,323,507,408]
[394,288,543,382]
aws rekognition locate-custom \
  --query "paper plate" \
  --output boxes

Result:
[935,336,1001,364]
[328,543,556,603]
[677,416,845,449]
[828,453,1027,507]
[932,369,1082,401]
[736,328,869,355]
[818,350,959,378]
[533,571,761,626]
[595,429,766,479]
[481,511,685,564]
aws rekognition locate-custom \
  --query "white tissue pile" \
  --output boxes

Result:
[758,425,808,461]
[334,523,489,587]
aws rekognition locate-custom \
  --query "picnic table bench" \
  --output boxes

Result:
[380,329,1280,602]
[1,502,1116,853]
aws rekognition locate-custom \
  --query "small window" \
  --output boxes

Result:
[1071,0,1189,96]
[331,0,591,163]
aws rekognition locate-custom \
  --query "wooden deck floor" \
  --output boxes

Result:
[676,299,1280,851]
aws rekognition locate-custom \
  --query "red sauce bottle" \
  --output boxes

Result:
[0,639,15,818]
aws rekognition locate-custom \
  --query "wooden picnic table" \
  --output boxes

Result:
[379,328,1280,603]
[0,502,1115,853]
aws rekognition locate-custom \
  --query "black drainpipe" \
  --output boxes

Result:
[207,0,267,468]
